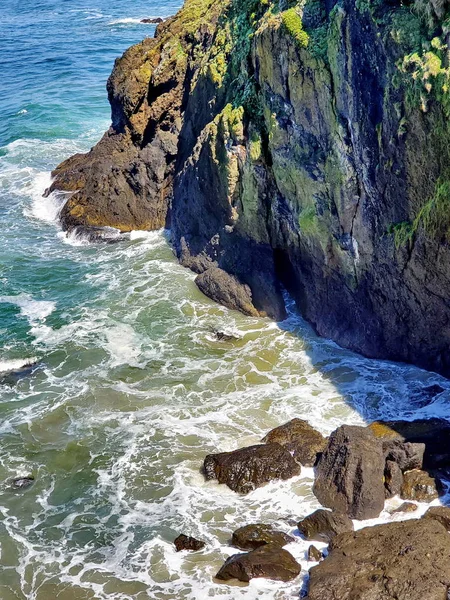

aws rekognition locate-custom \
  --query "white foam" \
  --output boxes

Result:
[0,294,56,322]
[0,358,38,374]
[108,17,147,25]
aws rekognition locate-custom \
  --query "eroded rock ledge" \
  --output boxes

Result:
[47,0,450,375]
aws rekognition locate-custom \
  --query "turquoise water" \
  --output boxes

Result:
[1,1,450,599]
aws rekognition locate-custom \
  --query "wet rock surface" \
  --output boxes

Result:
[390,502,418,514]
[313,426,385,519]
[384,460,403,498]
[297,509,353,543]
[203,443,301,494]
[231,524,293,550]
[215,544,301,583]
[400,470,439,501]
[174,534,206,552]
[262,419,327,467]
[307,545,322,562]
[306,519,450,600]
[195,268,260,317]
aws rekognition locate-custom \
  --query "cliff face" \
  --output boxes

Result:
[48,0,450,375]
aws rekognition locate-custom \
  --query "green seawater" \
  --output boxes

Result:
[1,1,450,599]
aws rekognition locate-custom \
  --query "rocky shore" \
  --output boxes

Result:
[171,417,450,597]
[45,0,450,376]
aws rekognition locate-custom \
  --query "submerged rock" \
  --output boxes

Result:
[400,470,439,501]
[231,524,293,550]
[203,443,300,494]
[297,509,353,543]
[9,476,35,490]
[261,418,327,467]
[215,544,301,582]
[306,519,450,600]
[174,534,205,552]
[313,426,385,519]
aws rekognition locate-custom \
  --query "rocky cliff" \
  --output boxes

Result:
[47,0,450,375]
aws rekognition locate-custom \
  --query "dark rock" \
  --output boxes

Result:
[231,524,294,550]
[400,470,439,502]
[306,519,450,600]
[0,361,39,386]
[307,545,322,562]
[196,267,260,317]
[140,17,164,24]
[203,443,301,494]
[214,330,239,342]
[174,534,205,552]
[9,476,35,490]
[313,425,385,519]
[261,419,327,467]
[384,460,403,498]
[215,544,301,582]
[383,440,425,472]
[368,419,450,469]
[422,506,450,530]
[298,509,353,543]
[69,225,122,244]
[390,502,418,514]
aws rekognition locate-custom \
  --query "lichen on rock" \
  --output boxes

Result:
[47,0,450,376]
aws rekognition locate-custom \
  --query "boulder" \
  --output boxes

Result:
[383,440,425,472]
[231,524,293,550]
[368,419,450,469]
[384,460,403,498]
[140,17,164,24]
[390,502,418,514]
[307,545,322,562]
[297,509,353,543]
[174,534,205,552]
[203,443,301,494]
[215,544,301,582]
[261,419,327,467]
[400,470,439,502]
[195,268,260,317]
[306,519,450,599]
[313,426,385,519]
[422,506,450,530]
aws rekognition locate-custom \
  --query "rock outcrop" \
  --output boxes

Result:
[262,419,327,467]
[313,425,385,519]
[203,443,301,494]
[306,519,450,599]
[47,0,450,376]
[215,544,301,582]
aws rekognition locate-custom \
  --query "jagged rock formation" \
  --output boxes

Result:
[47,0,450,374]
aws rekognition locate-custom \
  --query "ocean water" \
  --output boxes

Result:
[1,1,450,599]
